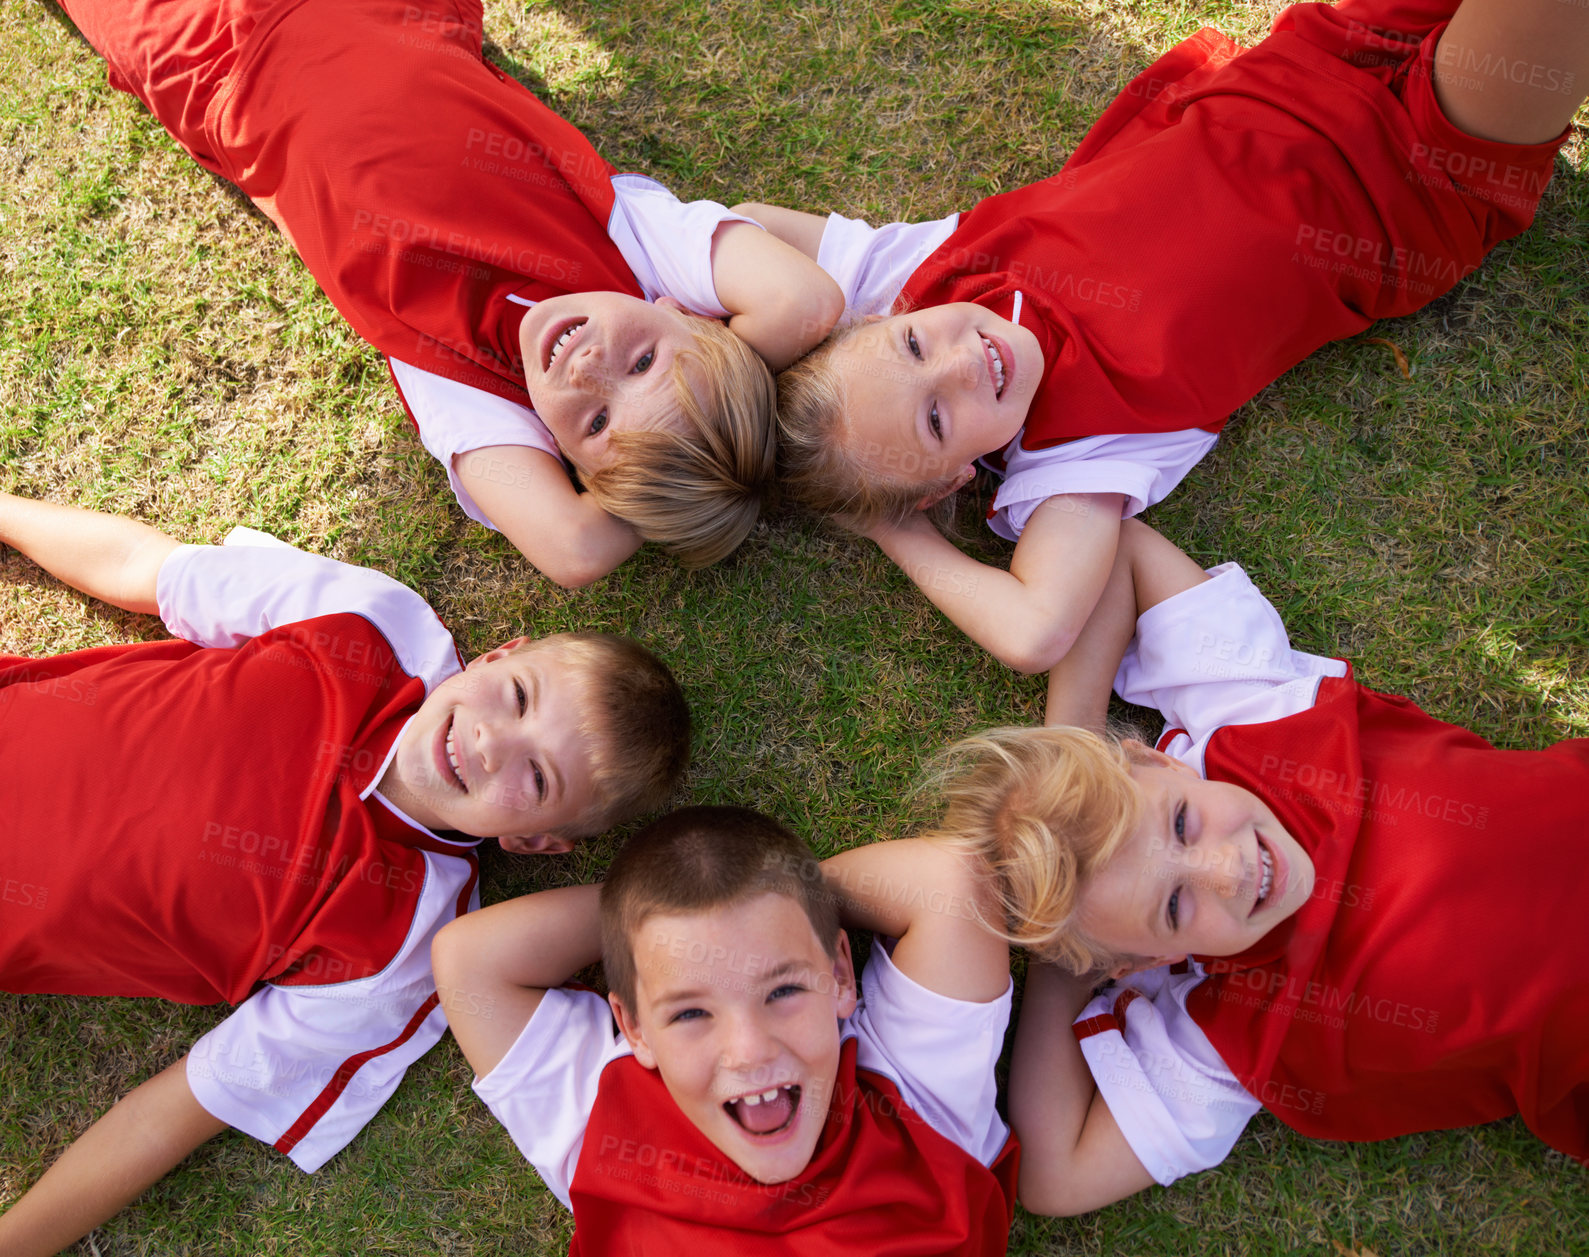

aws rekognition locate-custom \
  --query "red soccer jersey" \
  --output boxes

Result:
[62,0,642,404]
[896,5,1563,449]
[1185,674,1589,1157]
[567,1039,1018,1256]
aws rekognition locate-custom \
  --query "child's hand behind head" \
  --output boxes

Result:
[778,304,1041,530]
[381,631,689,849]
[518,293,776,567]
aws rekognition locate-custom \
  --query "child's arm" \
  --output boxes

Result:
[1043,518,1208,728]
[456,447,642,589]
[431,884,604,1079]
[0,491,180,614]
[1009,962,1156,1215]
[709,220,844,371]
[820,838,1008,1004]
[728,203,830,262]
[0,1058,228,1257]
[864,491,1126,675]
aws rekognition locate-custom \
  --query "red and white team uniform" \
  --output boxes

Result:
[814,0,1567,542]
[0,530,480,1172]
[59,0,754,532]
[474,945,1019,1253]
[1068,566,1589,1181]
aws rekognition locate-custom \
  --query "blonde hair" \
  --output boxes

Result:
[600,806,838,1009]
[927,725,1152,977]
[586,318,776,568]
[777,324,964,531]
[514,632,690,838]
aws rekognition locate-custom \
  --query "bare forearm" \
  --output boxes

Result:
[712,220,844,371]
[1010,964,1098,1206]
[544,492,644,588]
[820,840,1008,1003]
[1043,520,1149,729]
[872,512,1116,675]
[433,885,604,1078]
[0,492,178,614]
[0,1058,226,1257]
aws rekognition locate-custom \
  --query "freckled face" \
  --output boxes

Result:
[1079,756,1316,967]
[611,894,859,1184]
[518,293,707,479]
[828,303,1043,493]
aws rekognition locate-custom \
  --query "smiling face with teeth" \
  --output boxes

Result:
[826,302,1044,502]
[377,640,598,852]
[516,291,709,480]
[1077,749,1316,975]
[609,893,858,1184]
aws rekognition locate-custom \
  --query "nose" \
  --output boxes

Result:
[472,717,517,774]
[940,341,983,392]
[568,341,605,389]
[1194,838,1246,903]
[716,1011,779,1076]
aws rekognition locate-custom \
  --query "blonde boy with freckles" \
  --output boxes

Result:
[0,492,689,1257]
[930,521,1589,1215]
[435,806,1019,1255]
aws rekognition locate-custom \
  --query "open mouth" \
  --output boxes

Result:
[441,716,466,792]
[544,318,587,371]
[724,1084,800,1137]
[1250,839,1274,916]
[979,334,1007,399]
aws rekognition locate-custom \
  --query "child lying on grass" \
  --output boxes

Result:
[0,491,688,1256]
[750,0,1588,673]
[59,0,843,584]
[931,519,1587,1215]
[434,805,1018,1253]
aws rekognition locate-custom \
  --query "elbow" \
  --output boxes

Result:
[993,625,1079,676]
[531,551,613,591]
[1016,1164,1098,1219]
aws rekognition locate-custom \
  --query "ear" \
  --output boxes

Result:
[1104,953,1185,981]
[912,463,976,512]
[830,930,860,1020]
[654,295,688,315]
[609,992,658,1070]
[498,832,576,856]
[467,636,529,669]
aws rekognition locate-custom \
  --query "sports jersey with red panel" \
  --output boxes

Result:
[0,529,480,1171]
[474,944,1018,1253]
[1069,565,1589,1183]
[896,1,1565,451]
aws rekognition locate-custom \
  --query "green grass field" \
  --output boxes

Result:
[2,0,1587,1252]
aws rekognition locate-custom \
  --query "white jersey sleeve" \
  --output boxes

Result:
[156,529,462,692]
[1114,564,1347,769]
[606,173,754,316]
[986,428,1219,537]
[185,849,479,1172]
[847,942,1011,1167]
[814,211,961,318]
[472,986,630,1209]
[1073,964,1262,1185]
[387,357,562,531]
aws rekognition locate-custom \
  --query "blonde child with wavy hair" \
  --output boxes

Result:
[749,0,1588,672]
[928,520,1589,1217]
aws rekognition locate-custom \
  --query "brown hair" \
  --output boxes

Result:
[515,632,690,838]
[600,805,839,1007]
[586,318,777,568]
[927,725,1151,977]
[777,323,964,531]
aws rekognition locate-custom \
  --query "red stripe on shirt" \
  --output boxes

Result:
[274,993,440,1156]
[1073,1013,1119,1042]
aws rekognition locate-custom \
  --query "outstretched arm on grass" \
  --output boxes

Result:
[0,491,180,614]
[0,1059,229,1257]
